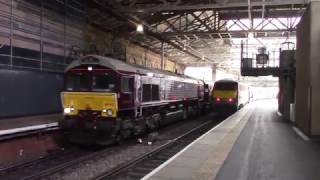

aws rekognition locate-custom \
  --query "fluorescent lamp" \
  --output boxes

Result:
[136,24,144,33]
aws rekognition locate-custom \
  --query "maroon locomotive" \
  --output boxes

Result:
[59,55,209,145]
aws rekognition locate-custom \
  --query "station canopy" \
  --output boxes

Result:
[82,0,305,75]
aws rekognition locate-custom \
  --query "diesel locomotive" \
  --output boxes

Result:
[211,80,251,114]
[59,55,210,145]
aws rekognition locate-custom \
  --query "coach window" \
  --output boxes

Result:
[121,76,133,93]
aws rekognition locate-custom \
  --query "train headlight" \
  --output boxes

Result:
[102,109,113,116]
[107,109,113,116]
[64,107,74,114]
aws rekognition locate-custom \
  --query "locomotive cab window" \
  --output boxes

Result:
[92,73,116,92]
[121,76,134,93]
[65,70,116,92]
[65,72,91,91]
[214,82,237,90]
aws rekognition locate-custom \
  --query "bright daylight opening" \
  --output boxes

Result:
[184,66,213,82]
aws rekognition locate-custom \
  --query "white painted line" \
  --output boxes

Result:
[141,106,251,180]
[0,122,58,136]
[292,126,310,141]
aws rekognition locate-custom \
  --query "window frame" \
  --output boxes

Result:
[92,72,117,92]
[121,76,134,93]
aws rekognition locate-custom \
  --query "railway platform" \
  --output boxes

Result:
[142,100,320,180]
[0,114,61,137]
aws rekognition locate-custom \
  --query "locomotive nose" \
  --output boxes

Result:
[61,92,118,117]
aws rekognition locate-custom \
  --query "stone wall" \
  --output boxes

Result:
[0,0,184,73]
[84,26,184,73]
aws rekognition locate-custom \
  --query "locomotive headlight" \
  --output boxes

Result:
[64,107,74,114]
[102,109,113,116]
[64,108,71,114]
[107,109,113,116]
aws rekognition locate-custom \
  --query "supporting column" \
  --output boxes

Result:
[161,41,165,70]
[10,0,13,69]
[212,65,217,82]
[64,0,68,65]
[40,0,43,71]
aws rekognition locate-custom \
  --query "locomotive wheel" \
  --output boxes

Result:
[147,114,161,130]
[114,131,123,144]
[121,129,132,139]
[114,129,131,144]
[182,108,188,120]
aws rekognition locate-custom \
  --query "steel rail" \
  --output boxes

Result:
[17,147,108,180]
[93,119,217,180]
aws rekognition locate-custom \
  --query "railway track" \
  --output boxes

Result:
[0,146,108,180]
[0,114,221,180]
[0,128,62,172]
[93,120,219,180]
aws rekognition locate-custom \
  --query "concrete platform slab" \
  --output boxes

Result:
[215,100,320,180]
[143,100,253,180]
[143,100,320,180]
[0,113,61,136]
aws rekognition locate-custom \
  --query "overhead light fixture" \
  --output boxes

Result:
[248,32,254,39]
[136,24,144,33]
[161,12,174,15]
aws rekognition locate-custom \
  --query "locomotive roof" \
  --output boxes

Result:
[214,79,250,88]
[215,79,238,83]
[65,55,201,82]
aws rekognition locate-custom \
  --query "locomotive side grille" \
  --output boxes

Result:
[167,81,198,100]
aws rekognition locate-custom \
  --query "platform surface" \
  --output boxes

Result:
[0,114,61,131]
[143,100,320,180]
[215,100,320,180]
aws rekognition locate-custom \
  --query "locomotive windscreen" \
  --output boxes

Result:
[65,72,91,91]
[214,82,237,90]
[65,71,116,92]
[92,73,116,91]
